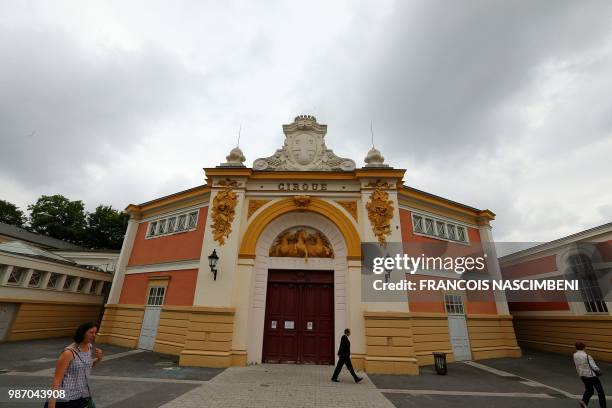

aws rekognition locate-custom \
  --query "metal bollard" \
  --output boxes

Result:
[433,352,447,375]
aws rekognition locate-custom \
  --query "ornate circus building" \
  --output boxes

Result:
[97,115,520,374]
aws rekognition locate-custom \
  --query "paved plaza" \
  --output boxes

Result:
[1,338,611,407]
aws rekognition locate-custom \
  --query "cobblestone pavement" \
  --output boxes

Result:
[160,364,395,408]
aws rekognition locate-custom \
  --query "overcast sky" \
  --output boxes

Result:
[1,0,611,243]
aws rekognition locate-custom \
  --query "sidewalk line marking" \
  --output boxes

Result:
[25,349,146,377]
[463,361,577,399]
[463,361,517,377]
[2,371,209,385]
[379,389,553,398]
[99,349,146,361]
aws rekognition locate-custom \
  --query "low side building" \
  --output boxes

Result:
[499,223,612,362]
[0,241,113,341]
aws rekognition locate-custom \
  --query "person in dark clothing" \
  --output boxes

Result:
[331,328,363,383]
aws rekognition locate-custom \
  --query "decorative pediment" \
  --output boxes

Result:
[253,115,356,171]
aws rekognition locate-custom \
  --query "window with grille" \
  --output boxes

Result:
[28,271,42,287]
[447,224,457,240]
[570,254,608,313]
[157,219,166,235]
[424,218,435,235]
[436,221,447,238]
[7,267,26,285]
[187,211,198,229]
[457,227,466,242]
[147,286,166,306]
[413,215,424,233]
[411,213,469,243]
[167,217,176,232]
[176,214,187,231]
[47,273,60,289]
[63,276,75,290]
[444,294,465,315]
[148,222,157,237]
[77,278,88,292]
[147,210,199,238]
[88,280,98,293]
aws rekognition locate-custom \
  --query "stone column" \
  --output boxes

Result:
[107,218,139,304]
[478,225,510,314]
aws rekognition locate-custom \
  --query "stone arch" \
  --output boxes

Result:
[239,197,361,260]
[246,211,349,364]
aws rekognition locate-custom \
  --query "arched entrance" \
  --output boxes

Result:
[246,212,350,364]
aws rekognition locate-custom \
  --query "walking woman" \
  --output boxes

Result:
[46,322,104,408]
[574,341,606,408]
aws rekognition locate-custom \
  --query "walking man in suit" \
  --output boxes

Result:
[331,328,363,383]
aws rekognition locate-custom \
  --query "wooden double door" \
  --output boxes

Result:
[262,270,334,365]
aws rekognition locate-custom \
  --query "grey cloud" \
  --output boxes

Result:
[0,27,203,188]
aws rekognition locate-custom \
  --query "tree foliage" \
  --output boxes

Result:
[85,205,129,250]
[2,194,129,250]
[28,195,87,244]
[0,199,26,227]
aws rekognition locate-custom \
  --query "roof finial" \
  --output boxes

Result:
[363,121,389,168]
[370,121,375,148]
[220,124,246,167]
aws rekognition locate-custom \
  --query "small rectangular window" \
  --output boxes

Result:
[444,294,465,315]
[147,286,166,306]
[7,267,25,285]
[158,219,167,235]
[424,219,435,235]
[63,276,75,290]
[167,217,176,233]
[28,271,42,287]
[148,221,158,237]
[412,215,424,233]
[77,278,88,292]
[176,214,187,231]
[457,227,466,242]
[447,224,457,240]
[88,280,98,293]
[47,273,60,289]
[187,212,198,229]
[436,221,446,238]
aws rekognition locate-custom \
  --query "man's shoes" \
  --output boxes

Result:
[355,377,363,383]
[331,378,339,382]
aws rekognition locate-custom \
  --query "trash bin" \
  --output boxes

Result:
[433,352,447,375]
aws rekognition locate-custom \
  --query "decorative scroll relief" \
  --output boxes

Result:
[366,186,394,245]
[364,179,394,189]
[269,227,334,260]
[247,199,269,219]
[253,115,356,171]
[336,200,357,221]
[211,185,238,245]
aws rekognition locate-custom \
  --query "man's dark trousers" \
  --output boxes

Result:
[332,356,359,381]
[332,334,359,381]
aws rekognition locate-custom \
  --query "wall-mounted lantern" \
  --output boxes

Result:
[208,249,219,280]
[384,252,392,283]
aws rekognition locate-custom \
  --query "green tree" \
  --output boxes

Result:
[0,199,26,227]
[28,195,86,243]
[85,205,129,249]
